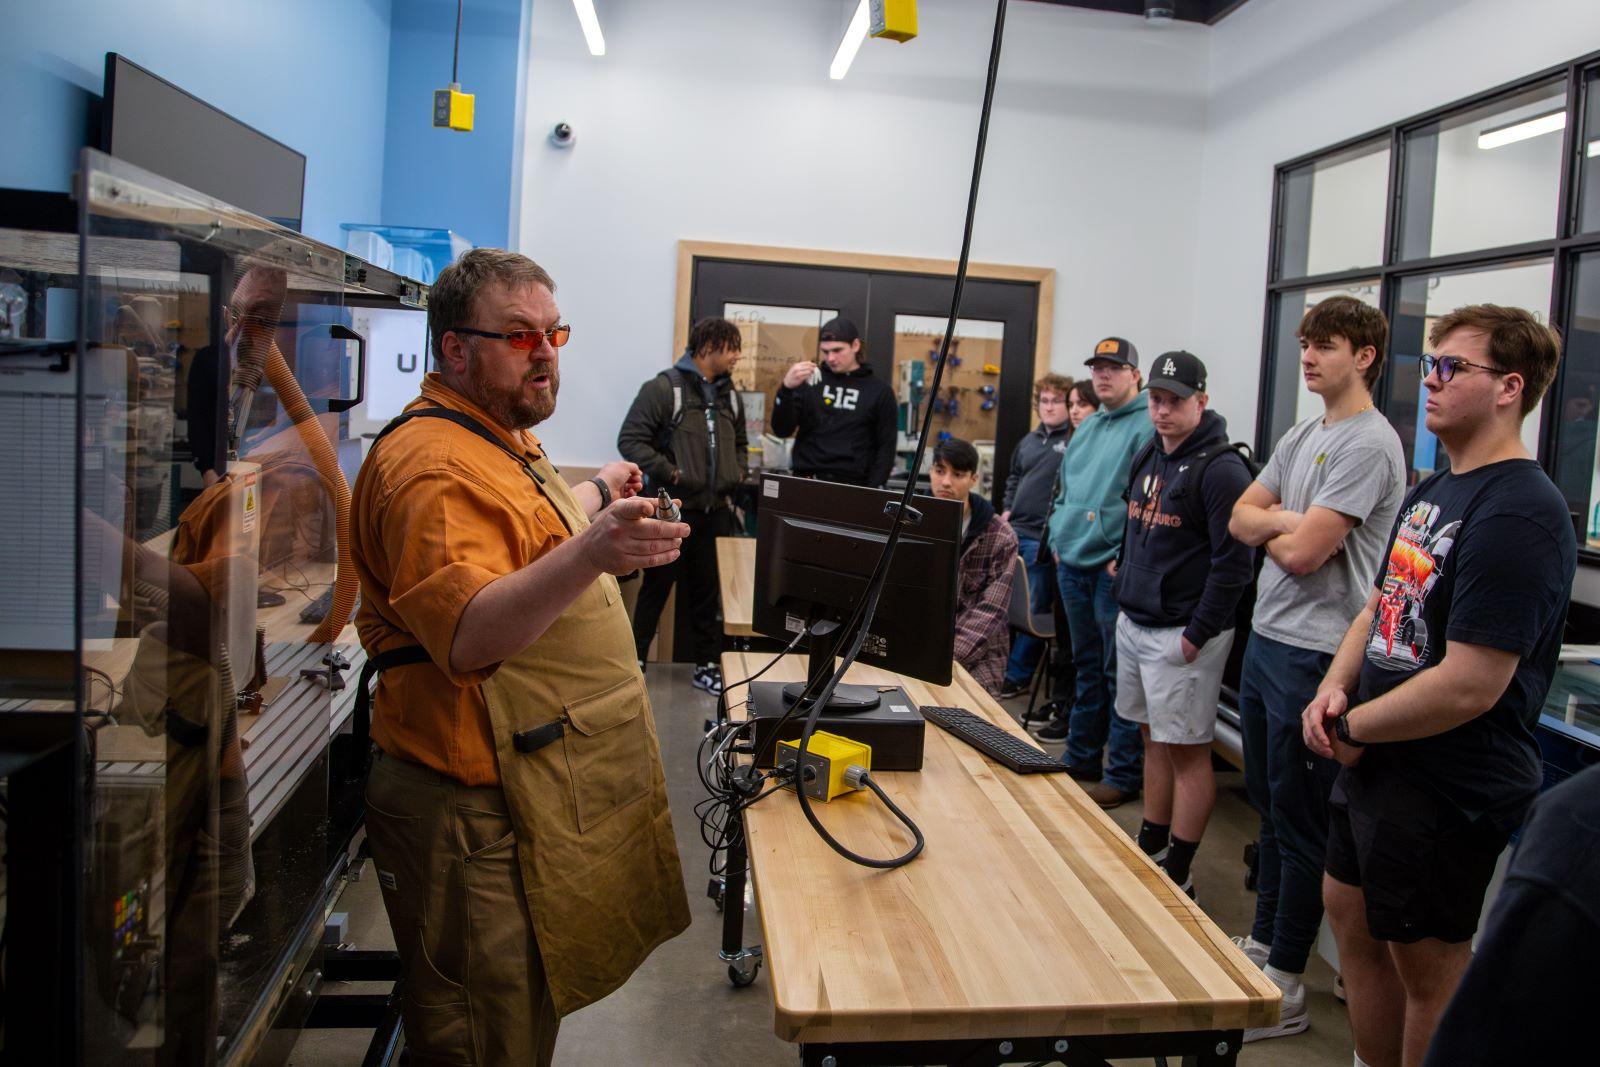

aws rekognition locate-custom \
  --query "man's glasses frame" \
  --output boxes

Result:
[1419,353,1510,383]
[449,325,571,350]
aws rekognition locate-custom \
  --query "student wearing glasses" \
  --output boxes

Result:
[1040,337,1152,809]
[1302,305,1574,1067]
[350,249,692,1065]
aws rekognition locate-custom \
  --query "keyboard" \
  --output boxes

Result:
[919,705,1066,774]
[299,586,335,624]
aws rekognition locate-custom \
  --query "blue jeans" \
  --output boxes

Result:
[1238,631,1339,974]
[1004,534,1054,687]
[1058,562,1142,792]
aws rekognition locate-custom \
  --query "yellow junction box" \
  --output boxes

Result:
[432,84,475,132]
[777,731,872,802]
[870,0,918,43]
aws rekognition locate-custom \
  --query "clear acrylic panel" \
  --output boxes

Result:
[1553,251,1600,546]
[1277,139,1390,279]
[1260,281,1382,456]
[1399,80,1567,260]
[66,148,385,1062]
[1387,258,1554,486]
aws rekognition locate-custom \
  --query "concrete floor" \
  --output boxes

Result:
[288,664,1355,1066]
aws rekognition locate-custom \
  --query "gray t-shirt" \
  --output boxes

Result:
[1252,408,1405,654]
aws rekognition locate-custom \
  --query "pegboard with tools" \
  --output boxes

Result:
[890,316,1004,448]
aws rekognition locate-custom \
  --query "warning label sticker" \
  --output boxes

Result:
[242,473,258,535]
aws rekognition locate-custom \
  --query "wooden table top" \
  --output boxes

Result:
[721,651,1280,1045]
[716,536,757,637]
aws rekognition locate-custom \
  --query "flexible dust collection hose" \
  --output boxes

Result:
[228,260,358,644]
[260,334,357,644]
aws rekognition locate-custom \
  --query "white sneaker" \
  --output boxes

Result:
[1245,968,1308,1042]
[1230,934,1270,968]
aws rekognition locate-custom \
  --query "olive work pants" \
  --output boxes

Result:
[365,749,559,1066]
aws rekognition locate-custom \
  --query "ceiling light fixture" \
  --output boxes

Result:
[572,0,606,57]
[1588,139,1600,159]
[1477,109,1565,150]
[831,0,871,80]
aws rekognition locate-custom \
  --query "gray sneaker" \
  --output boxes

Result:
[1230,934,1270,968]
[1245,971,1308,1042]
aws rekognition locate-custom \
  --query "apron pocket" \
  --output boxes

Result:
[563,674,652,832]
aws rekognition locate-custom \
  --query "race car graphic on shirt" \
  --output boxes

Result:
[1365,499,1460,670]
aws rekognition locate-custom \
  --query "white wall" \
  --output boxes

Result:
[516,0,1600,465]
[1192,0,1600,436]
[517,0,1211,465]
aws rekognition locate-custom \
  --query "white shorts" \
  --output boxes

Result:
[1114,613,1234,745]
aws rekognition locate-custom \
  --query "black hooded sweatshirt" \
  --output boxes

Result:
[772,363,897,487]
[1114,409,1254,649]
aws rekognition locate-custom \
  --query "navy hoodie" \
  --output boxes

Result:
[1115,410,1254,648]
[771,363,897,487]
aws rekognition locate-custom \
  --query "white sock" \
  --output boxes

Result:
[1264,964,1302,992]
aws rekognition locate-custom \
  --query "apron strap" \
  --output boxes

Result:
[353,644,433,774]
[512,718,566,754]
[374,407,545,485]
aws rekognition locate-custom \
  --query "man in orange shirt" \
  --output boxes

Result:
[351,248,692,1064]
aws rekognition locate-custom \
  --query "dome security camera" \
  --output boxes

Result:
[549,122,576,148]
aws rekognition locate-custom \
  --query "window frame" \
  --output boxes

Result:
[1259,47,1600,560]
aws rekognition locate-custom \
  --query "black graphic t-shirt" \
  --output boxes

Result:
[1352,459,1575,829]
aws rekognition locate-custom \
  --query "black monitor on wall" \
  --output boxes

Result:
[102,53,307,231]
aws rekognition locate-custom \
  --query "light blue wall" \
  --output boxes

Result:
[0,0,394,247]
[380,0,527,250]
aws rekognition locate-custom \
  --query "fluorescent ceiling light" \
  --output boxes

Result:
[1589,139,1600,159]
[830,0,870,81]
[572,0,605,56]
[1477,110,1565,150]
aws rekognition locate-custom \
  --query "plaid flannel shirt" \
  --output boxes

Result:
[954,513,1018,697]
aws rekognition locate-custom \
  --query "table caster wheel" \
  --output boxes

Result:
[728,958,760,987]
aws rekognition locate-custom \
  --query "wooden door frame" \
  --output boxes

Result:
[674,240,1056,384]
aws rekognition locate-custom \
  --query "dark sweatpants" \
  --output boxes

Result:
[631,506,731,664]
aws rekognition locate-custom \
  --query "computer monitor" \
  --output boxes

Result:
[103,53,307,231]
[752,474,961,713]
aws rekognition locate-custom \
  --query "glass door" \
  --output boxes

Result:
[689,257,1042,507]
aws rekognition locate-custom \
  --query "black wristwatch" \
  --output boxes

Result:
[589,476,612,509]
[1333,711,1365,747]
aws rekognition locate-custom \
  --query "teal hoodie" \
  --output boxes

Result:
[1046,388,1153,569]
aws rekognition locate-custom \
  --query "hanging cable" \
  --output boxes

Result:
[452,0,464,84]
[775,0,1011,869]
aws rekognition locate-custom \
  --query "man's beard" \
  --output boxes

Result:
[466,348,559,430]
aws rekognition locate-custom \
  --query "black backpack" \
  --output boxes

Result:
[1125,436,1259,531]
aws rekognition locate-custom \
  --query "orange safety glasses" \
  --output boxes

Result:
[449,324,571,350]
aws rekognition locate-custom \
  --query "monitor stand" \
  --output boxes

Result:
[779,619,881,714]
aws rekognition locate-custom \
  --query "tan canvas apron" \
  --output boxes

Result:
[476,455,691,1016]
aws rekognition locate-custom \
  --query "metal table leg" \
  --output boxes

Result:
[718,809,763,987]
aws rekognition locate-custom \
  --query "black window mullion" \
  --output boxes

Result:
[1558,63,1583,240]
[1381,126,1405,267]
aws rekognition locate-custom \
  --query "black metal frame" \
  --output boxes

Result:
[1258,47,1600,558]
[798,1029,1244,1066]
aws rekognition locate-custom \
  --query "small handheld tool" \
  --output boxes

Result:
[655,488,681,523]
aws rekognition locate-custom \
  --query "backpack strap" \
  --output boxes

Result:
[373,406,545,486]
[656,367,689,461]
[1122,436,1159,504]
[1170,441,1256,529]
